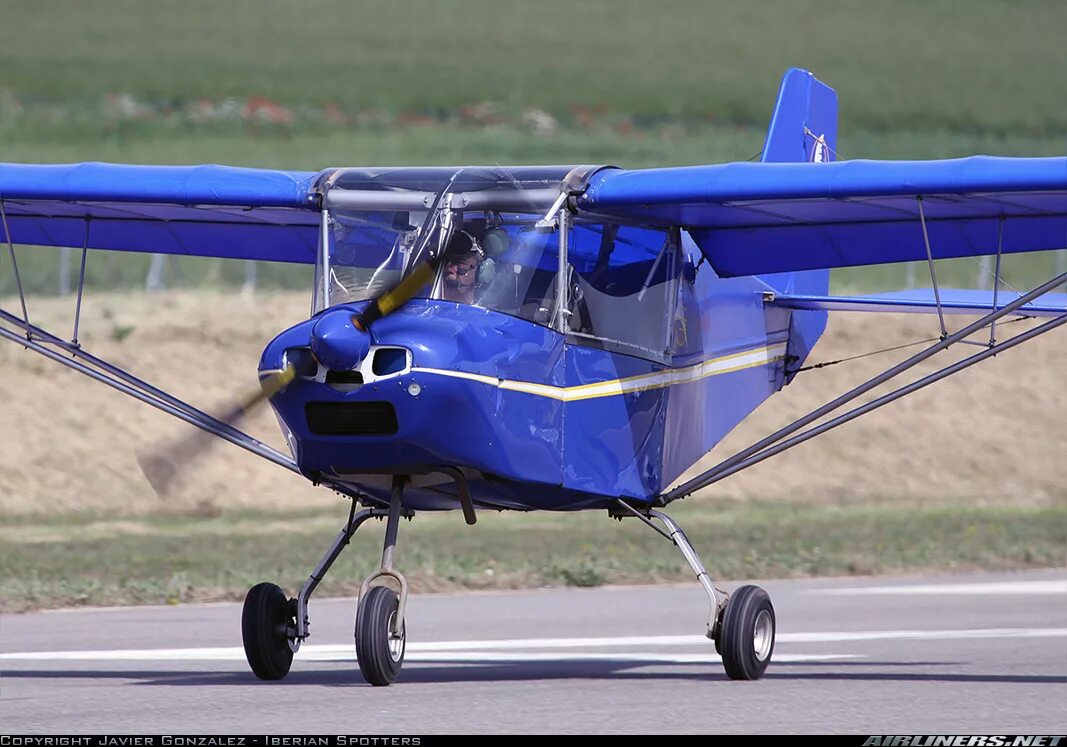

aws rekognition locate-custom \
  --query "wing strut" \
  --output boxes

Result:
[0,204,303,481]
[660,271,1067,504]
[71,219,90,346]
[0,307,300,475]
[916,196,948,339]
[0,199,31,329]
[988,219,1005,346]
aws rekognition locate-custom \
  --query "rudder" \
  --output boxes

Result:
[759,68,837,375]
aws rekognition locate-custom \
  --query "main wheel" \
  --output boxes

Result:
[355,585,406,686]
[241,582,295,680]
[719,584,775,681]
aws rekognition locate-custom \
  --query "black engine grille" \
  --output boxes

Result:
[305,402,398,436]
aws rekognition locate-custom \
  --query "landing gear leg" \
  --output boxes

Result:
[612,501,775,681]
[355,476,409,686]
[242,503,382,681]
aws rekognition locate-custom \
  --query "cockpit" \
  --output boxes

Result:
[313,166,688,363]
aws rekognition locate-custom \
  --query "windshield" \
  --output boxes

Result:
[323,209,432,306]
[434,212,562,324]
[313,166,571,316]
[316,205,562,323]
[311,165,680,363]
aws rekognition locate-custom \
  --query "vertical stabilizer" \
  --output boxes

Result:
[759,68,837,374]
[762,67,838,165]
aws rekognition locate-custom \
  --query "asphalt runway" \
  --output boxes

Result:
[2,569,1065,734]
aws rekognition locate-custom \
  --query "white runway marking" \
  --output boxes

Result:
[404,652,856,664]
[0,646,851,665]
[3,627,1063,662]
[779,628,1067,643]
[810,580,1067,596]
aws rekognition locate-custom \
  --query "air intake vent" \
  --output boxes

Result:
[305,402,398,436]
[326,370,364,385]
[325,369,364,392]
[372,347,408,376]
[284,347,319,378]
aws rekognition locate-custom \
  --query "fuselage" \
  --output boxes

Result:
[260,230,822,512]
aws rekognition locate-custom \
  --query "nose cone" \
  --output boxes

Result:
[310,309,371,371]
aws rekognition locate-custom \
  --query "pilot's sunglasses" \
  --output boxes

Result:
[447,263,477,277]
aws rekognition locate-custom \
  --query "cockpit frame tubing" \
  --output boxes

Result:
[554,208,570,333]
[319,206,331,310]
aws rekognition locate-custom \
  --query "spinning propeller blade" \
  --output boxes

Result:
[138,168,481,496]
[137,365,296,496]
[351,258,438,331]
[138,250,439,496]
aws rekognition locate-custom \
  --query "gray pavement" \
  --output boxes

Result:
[2,568,1065,734]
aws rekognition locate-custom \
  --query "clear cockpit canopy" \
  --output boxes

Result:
[312,165,685,363]
[313,166,576,311]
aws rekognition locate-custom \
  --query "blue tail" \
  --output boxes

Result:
[761,67,839,165]
[759,67,837,375]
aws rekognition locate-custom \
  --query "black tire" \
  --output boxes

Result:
[241,582,294,681]
[719,585,775,681]
[355,585,406,686]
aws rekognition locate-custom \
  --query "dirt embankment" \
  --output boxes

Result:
[1,291,1063,517]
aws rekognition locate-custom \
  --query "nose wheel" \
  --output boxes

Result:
[238,479,412,685]
[355,585,407,686]
[354,475,410,686]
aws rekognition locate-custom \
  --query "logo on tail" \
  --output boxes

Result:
[809,132,830,163]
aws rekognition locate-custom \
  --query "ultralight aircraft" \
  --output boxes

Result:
[2,69,1064,685]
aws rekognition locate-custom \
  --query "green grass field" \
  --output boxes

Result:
[2,0,1066,134]
[2,500,1063,612]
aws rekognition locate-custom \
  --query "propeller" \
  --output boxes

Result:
[138,174,465,496]
[137,365,296,496]
[137,258,443,495]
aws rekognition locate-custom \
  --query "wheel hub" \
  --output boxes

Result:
[387,610,405,662]
[753,608,773,662]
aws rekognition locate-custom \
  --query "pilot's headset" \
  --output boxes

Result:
[452,228,507,288]
[474,227,510,287]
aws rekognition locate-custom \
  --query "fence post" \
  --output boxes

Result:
[146,254,166,292]
[977,255,992,290]
[59,247,71,295]
[243,260,258,296]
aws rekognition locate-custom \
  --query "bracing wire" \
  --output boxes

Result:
[795,316,1032,373]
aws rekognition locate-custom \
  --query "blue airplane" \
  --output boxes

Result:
[1,69,1064,685]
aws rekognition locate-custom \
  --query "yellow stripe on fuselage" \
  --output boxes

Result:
[411,343,787,402]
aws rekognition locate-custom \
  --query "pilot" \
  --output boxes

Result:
[440,230,483,305]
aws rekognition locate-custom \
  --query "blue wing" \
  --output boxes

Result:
[5,157,1065,273]
[0,162,321,263]
[577,156,1067,277]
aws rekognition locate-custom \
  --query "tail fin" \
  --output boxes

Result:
[762,67,839,165]
[759,68,838,376]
